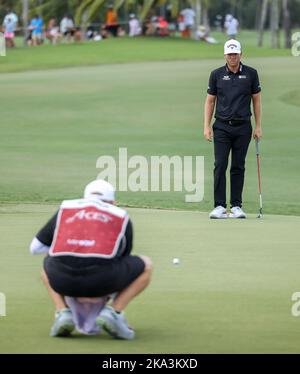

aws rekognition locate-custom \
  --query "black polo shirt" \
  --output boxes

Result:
[207,63,261,121]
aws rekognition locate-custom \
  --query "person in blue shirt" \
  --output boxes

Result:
[30,15,44,45]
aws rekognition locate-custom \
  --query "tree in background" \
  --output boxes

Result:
[258,0,293,48]
[270,0,280,48]
[282,0,291,48]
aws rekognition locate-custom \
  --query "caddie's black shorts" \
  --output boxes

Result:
[43,255,145,297]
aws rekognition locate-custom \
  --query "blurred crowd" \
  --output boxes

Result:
[1,5,240,48]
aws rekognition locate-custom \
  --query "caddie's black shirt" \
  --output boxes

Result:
[207,63,261,121]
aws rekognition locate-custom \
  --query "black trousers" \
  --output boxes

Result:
[213,119,252,208]
[44,255,145,297]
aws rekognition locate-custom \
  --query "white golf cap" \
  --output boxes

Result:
[224,39,241,54]
[84,179,115,201]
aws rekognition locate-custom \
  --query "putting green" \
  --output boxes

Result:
[0,204,300,353]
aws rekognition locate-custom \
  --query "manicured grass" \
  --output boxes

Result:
[0,33,299,354]
[1,204,300,353]
[0,57,299,215]
[0,31,292,74]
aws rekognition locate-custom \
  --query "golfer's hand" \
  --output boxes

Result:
[253,127,262,140]
[204,127,213,142]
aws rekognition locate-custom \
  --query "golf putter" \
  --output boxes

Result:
[255,139,263,218]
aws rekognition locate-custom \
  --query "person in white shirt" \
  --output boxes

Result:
[180,6,195,38]
[224,14,239,39]
[3,9,18,27]
[2,9,18,47]
[129,14,140,37]
[60,15,75,42]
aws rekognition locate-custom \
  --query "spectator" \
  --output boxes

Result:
[166,4,173,23]
[74,27,82,43]
[60,15,75,42]
[3,17,16,48]
[145,16,160,36]
[93,32,102,41]
[3,8,18,26]
[178,14,185,37]
[46,17,61,45]
[129,14,141,37]
[88,26,106,41]
[2,9,18,48]
[224,14,239,39]
[30,15,44,46]
[26,24,33,46]
[86,25,95,40]
[142,17,150,35]
[105,6,119,37]
[157,17,169,37]
[180,6,195,38]
[100,25,108,39]
[117,26,126,37]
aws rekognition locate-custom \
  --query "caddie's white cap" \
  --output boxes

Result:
[224,39,241,54]
[84,179,115,201]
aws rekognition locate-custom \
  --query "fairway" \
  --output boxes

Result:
[0,32,291,74]
[0,204,300,353]
[0,57,299,215]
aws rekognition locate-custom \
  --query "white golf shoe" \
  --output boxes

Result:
[229,206,246,219]
[50,308,75,337]
[96,306,135,340]
[209,206,227,219]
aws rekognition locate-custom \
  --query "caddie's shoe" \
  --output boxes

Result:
[229,206,246,219]
[96,306,135,340]
[50,308,75,337]
[209,206,227,219]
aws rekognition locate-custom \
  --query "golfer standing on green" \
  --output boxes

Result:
[204,39,262,219]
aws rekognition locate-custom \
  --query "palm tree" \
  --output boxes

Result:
[201,0,211,29]
[22,0,28,45]
[282,0,291,48]
[270,0,280,48]
[74,0,105,25]
[258,0,269,47]
[73,0,146,26]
